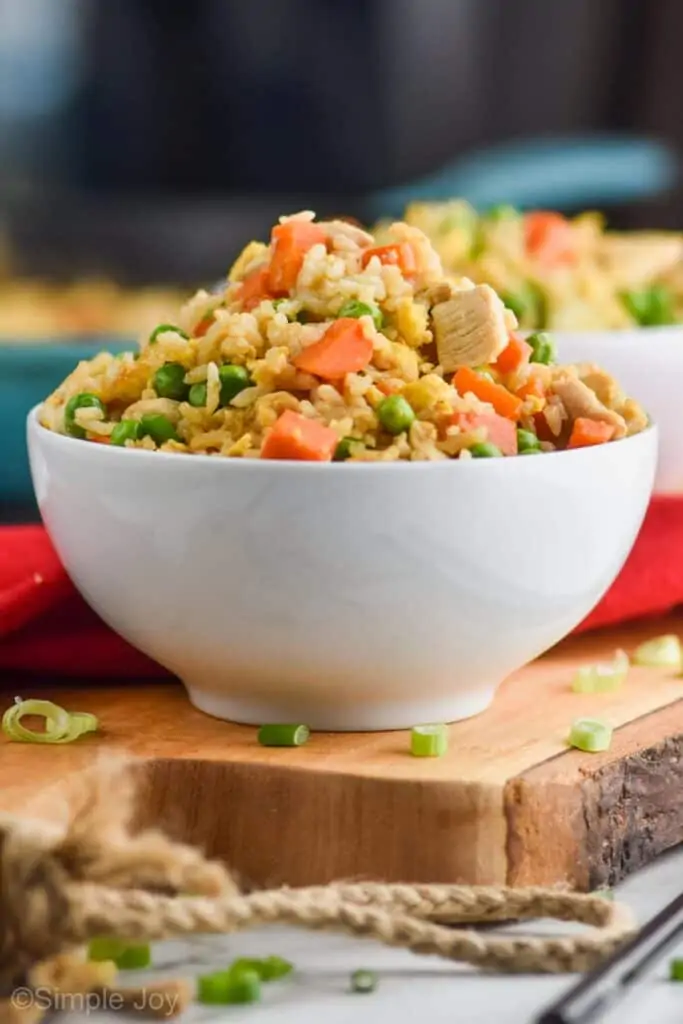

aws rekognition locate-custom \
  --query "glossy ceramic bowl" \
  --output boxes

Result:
[552,326,683,495]
[28,409,657,731]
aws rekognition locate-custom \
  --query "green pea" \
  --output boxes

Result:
[520,448,543,454]
[516,428,541,453]
[377,395,415,436]
[333,437,358,461]
[153,362,190,401]
[148,323,189,345]
[138,413,179,446]
[485,204,519,222]
[219,364,252,405]
[337,299,384,331]
[110,420,142,446]
[188,383,208,407]
[469,442,503,458]
[527,331,556,365]
[64,393,106,439]
[622,284,674,327]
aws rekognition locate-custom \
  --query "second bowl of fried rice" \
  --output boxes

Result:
[29,212,658,729]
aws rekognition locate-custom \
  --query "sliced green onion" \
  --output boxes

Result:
[260,955,294,981]
[350,969,378,993]
[410,724,448,757]
[88,938,127,963]
[257,724,310,747]
[670,958,683,982]
[568,718,613,753]
[2,699,98,744]
[633,634,682,669]
[227,956,293,982]
[197,969,261,1005]
[571,649,630,694]
[114,944,151,970]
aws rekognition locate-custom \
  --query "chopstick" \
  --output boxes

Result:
[535,890,683,1024]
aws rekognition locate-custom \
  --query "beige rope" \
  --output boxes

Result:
[0,755,636,1016]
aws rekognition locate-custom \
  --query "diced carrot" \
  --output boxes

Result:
[237,267,273,310]
[261,409,338,461]
[87,434,111,445]
[567,418,616,449]
[517,373,546,400]
[451,412,518,455]
[494,336,533,375]
[195,312,215,337]
[453,366,523,420]
[268,221,327,296]
[524,211,576,265]
[361,243,417,275]
[293,318,373,380]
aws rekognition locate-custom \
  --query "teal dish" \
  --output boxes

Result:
[2,338,133,504]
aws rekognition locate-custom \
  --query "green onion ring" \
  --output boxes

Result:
[2,699,99,744]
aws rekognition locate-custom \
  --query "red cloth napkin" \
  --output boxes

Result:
[1,503,683,678]
[0,525,169,678]
[575,495,683,633]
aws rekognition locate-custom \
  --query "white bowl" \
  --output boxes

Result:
[552,325,683,495]
[27,409,657,732]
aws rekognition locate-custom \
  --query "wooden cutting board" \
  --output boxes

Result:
[2,612,683,893]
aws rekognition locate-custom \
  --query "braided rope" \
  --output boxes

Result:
[0,755,636,997]
[64,881,634,975]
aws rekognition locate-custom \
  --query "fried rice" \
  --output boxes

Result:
[39,211,649,462]
[379,200,683,331]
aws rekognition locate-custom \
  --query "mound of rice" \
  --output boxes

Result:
[40,211,648,462]
[381,200,683,331]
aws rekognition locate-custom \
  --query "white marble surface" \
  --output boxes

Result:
[48,847,683,1024]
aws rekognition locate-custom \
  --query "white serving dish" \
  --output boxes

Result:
[28,409,657,732]
[552,325,683,495]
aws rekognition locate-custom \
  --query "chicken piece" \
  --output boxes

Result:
[550,372,627,438]
[425,281,455,306]
[431,284,509,372]
[597,232,683,290]
[574,363,625,410]
[318,219,375,249]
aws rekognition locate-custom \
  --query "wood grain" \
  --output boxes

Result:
[2,612,683,890]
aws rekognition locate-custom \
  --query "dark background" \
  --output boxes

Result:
[2,0,683,281]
